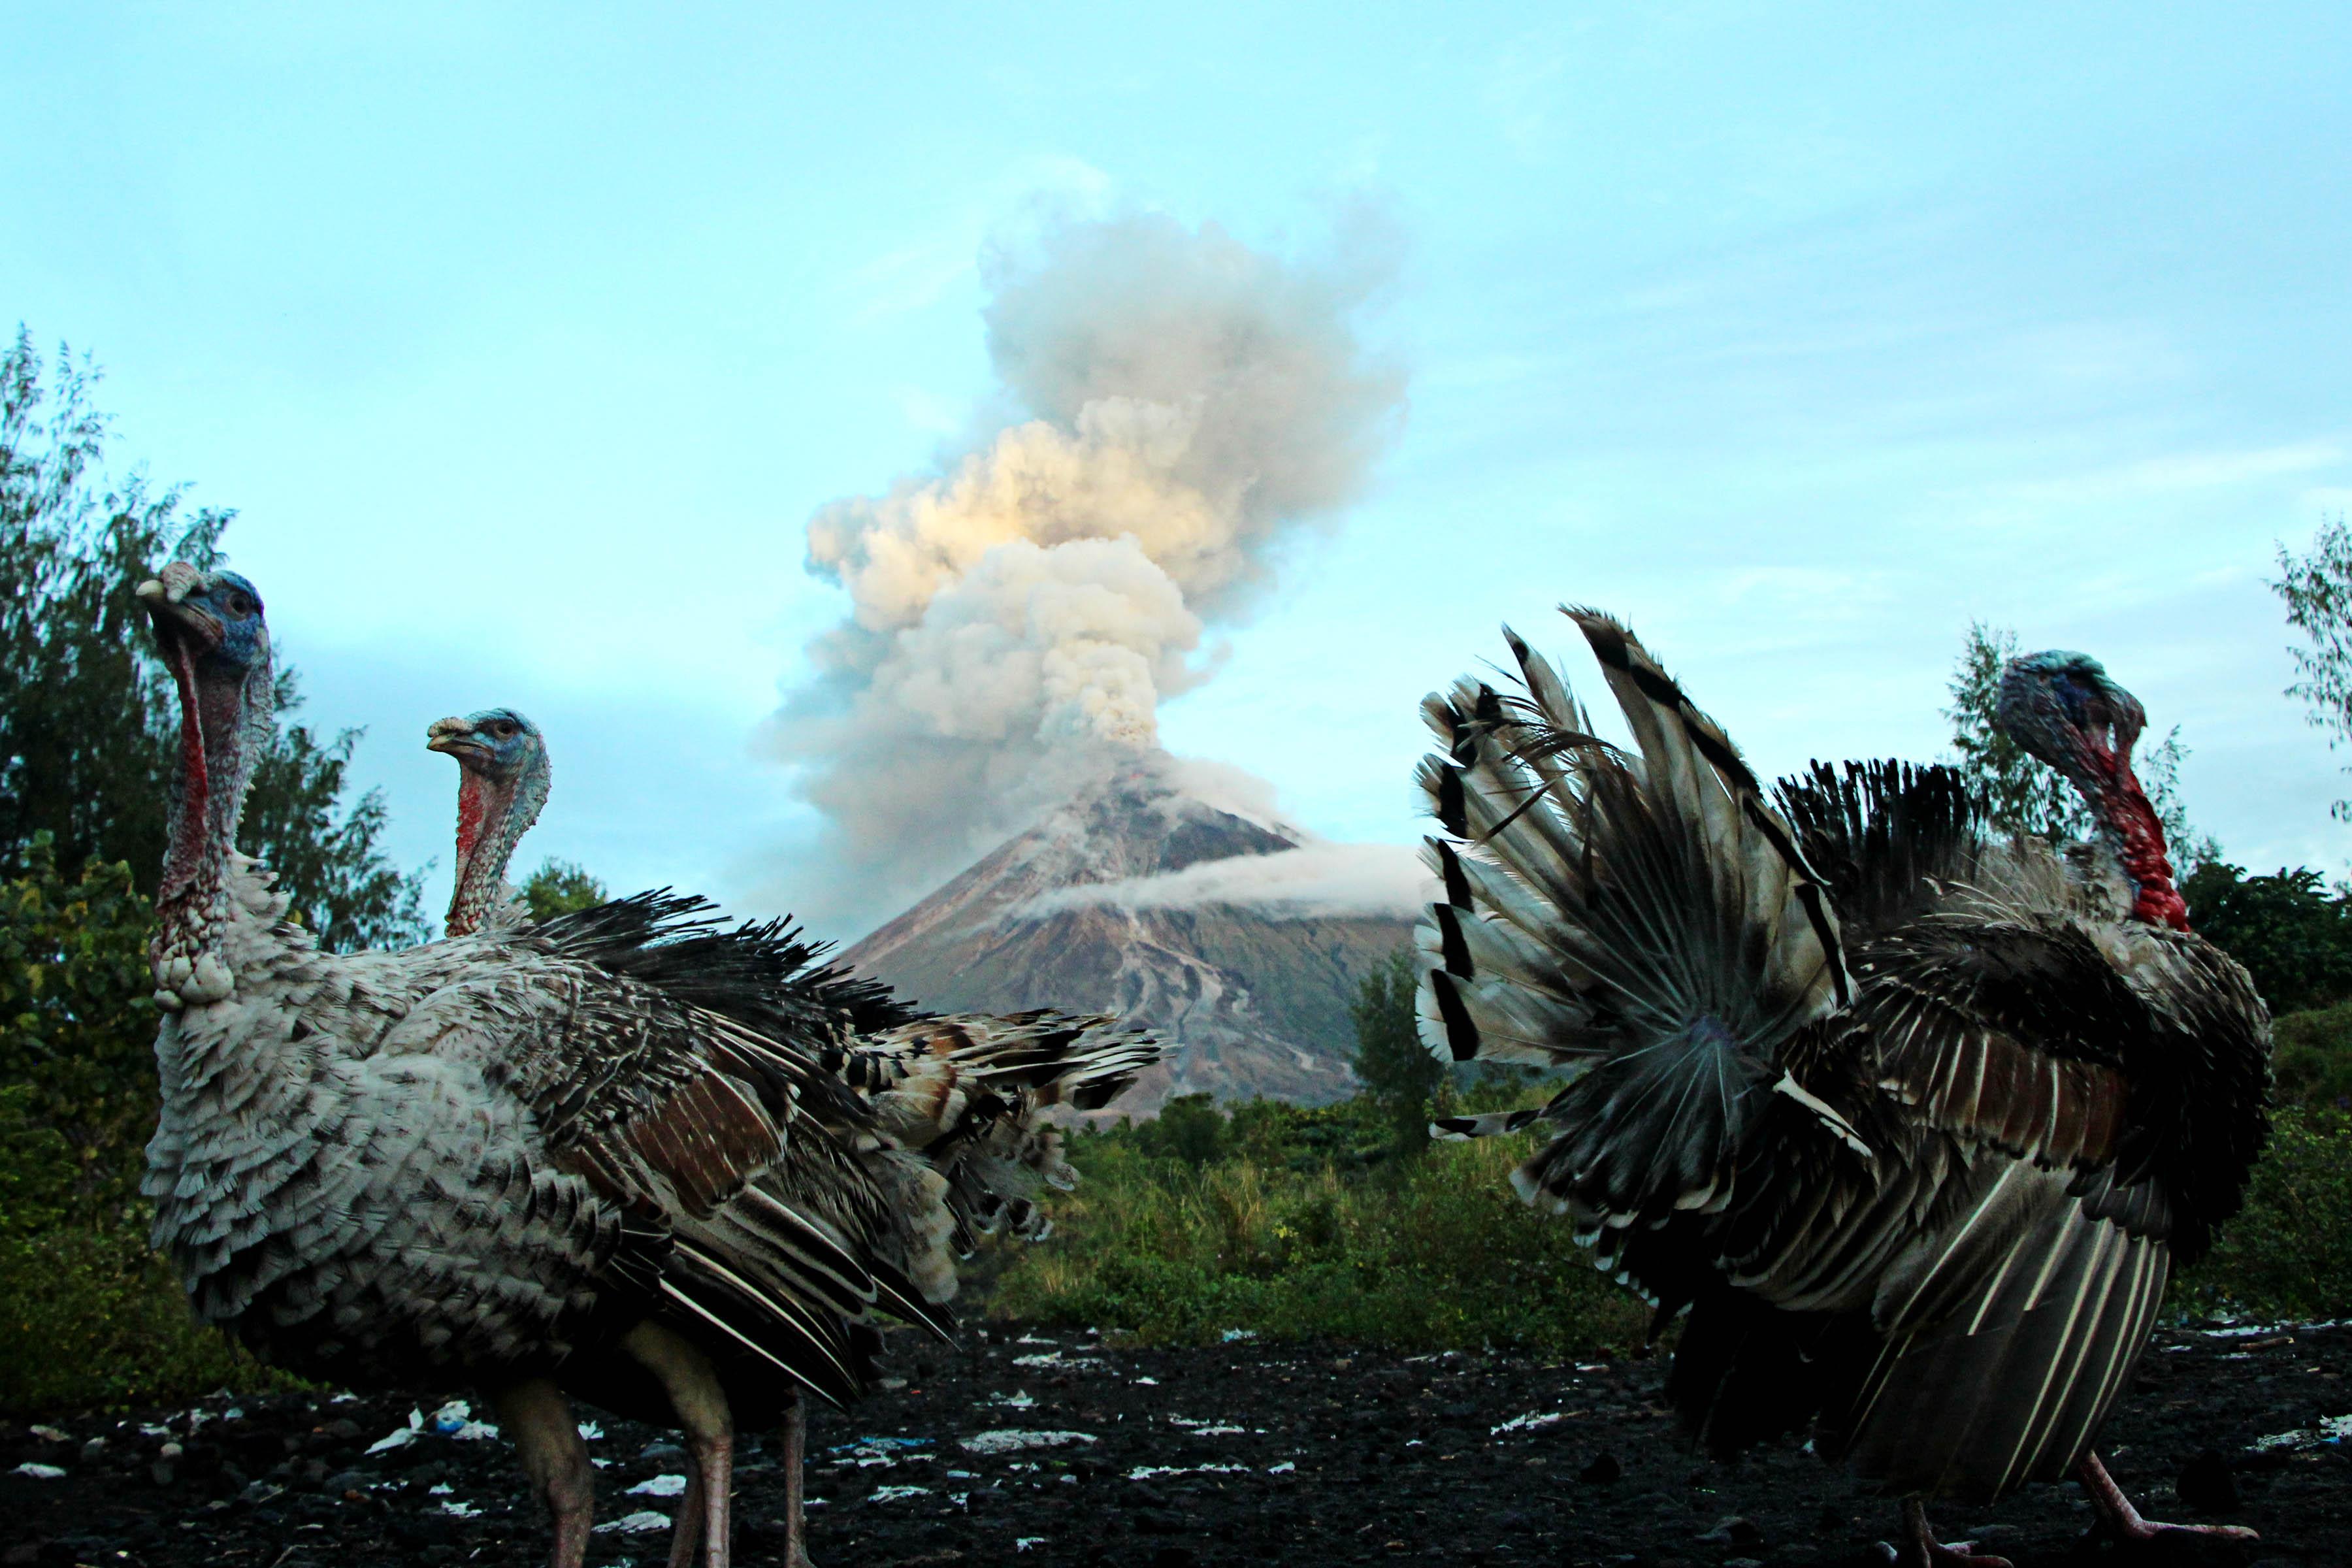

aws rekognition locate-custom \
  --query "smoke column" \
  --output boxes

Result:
[770,208,1406,928]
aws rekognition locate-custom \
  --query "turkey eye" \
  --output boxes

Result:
[493,721,516,737]
[223,590,253,617]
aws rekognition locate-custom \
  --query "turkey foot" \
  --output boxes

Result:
[1876,1498,2014,1568]
[2076,1451,2258,1553]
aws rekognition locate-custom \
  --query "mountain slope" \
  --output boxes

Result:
[840,764,1418,1110]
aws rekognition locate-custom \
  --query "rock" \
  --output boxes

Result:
[1696,1515,1763,1549]
[2178,1448,2242,1513]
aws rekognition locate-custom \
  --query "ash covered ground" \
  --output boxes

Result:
[8,1320,2351,1568]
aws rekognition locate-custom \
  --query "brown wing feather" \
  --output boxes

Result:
[1857,914,2142,1172]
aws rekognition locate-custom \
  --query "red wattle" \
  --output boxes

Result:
[2105,768,2191,932]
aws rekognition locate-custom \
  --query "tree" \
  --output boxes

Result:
[0,836,158,1207]
[522,857,608,923]
[2274,515,2352,821]
[0,329,423,949]
[1944,621,2219,869]
[1350,948,1443,1154]
[1135,1094,1226,1165]
[2181,861,2352,1015]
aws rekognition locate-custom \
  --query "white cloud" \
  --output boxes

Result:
[1021,838,1429,921]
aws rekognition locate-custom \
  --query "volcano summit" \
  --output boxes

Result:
[839,763,1421,1112]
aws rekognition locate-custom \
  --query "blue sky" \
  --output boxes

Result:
[7,3,2349,932]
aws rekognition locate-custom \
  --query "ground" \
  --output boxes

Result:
[7,1320,2349,1568]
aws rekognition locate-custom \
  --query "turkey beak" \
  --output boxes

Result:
[427,717,491,763]
[135,574,224,656]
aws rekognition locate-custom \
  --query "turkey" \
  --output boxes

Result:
[1414,609,2270,1567]
[425,704,1162,1252]
[137,562,971,1568]
[423,702,1166,1552]
[427,706,549,937]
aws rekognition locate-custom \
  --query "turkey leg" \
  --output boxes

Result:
[623,1320,738,1568]
[2075,1450,2257,1550]
[781,1388,815,1568]
[1876,1497,2014,1568]
[489,1378,595,1568]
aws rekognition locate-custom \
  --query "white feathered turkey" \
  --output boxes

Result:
[138,568,1160,1568]
[1416,608,2270,1567]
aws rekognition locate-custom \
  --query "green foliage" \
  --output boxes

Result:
[2184,862,2352,1015]
[2274,515,2352,821]
[2271,1002,2352,1111]
[0,1088,282,1416]
[991,1094,1647,1355]
[2174,1107,2352,1322]
[0,327,425,949]
[0,330,417,1414]
[1350,947,1443,1154]
[1944,620,2217,868]
[1132,1093,1226,1164]
[521,857,608,923]
[0,838,159,1206]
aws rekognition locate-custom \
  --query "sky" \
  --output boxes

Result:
[6,3,2349,935]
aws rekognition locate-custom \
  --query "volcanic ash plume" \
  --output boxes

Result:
[771,209,1406,928]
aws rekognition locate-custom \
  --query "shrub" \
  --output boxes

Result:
[992,1103,1646,1355]
[0,1087,282,1415]
[2174,1106,2352,1322]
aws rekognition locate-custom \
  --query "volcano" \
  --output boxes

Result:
[838,762,1422,1113]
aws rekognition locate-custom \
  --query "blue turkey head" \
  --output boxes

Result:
[1993,649,2148,794]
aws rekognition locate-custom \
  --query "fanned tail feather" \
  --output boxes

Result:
[1414,610,1853,1228]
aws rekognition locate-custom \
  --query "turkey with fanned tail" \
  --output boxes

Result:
[1415,608,2269,1567]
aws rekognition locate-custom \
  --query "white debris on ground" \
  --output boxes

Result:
[868,1485,932,1503]
[985,1390,1037,1409]
[438,1499,483,1518]
[959,1430,1099,1455]
[1491,1411,1569,1436]
[594,1511,672,1534]
[27,1426,67,1443]
[1132,1377,1160,1386]
[1126,1463,1252,1481]
[365,1409,426,1455]
[2202,1319,2349,1338]
[577,1420,603,1440]
[1017,1538,1047,1552]
[1220,1330,1258,1343]
[10,1463,64,1480]
[1010,1351,1105,1371]
[431,1399,500,1441]
[2250,1414,2352,1453]
[1015,1334,1058,1345]
[627,1474,689,1497]
[1167,1416,1250,1435]
[1267,1462,1297,1475]
[829,1436,934,1468]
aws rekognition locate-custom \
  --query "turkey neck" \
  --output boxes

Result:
[2089,759,2189,932]
[445,766,535,936]
[152,632,266,1009]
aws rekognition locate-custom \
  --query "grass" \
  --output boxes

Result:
[8,1016,2352,1416]
[998,1060,2352,1351]
[992,1096,1647,1355]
